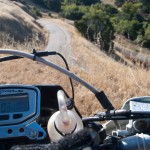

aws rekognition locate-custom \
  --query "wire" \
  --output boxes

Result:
[0,49,113,110]
[53,52,74,100]
[0,50,75,100]
[82,115,150,122]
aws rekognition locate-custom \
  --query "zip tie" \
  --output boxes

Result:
[33,49,37,61]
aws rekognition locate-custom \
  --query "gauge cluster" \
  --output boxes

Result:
[0,85,46,140]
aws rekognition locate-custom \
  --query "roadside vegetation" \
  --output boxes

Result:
[0,19,150,116]
[0,0,149,116]
[30,0,150,54]
[31,7,42,17]
[61,0,150,52]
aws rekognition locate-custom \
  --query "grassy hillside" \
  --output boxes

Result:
[61,0,150,54]
[0,0,45,44]
[0,16,150,116]
[0,0,149,116]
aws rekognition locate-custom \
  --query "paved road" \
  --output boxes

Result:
[37,18,72,61]
[37,18,84,70]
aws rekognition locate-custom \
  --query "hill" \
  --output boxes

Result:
[0,0,44,44]
[0,0,149,116]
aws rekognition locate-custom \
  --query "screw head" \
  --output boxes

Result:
[29,130,37,138]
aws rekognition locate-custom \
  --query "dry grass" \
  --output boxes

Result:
[115,35,150,55]
[0,0,44,42]
[45,18,150,116]
[71,32,150,116]
[0,17,150,117]
[0,32,46,51]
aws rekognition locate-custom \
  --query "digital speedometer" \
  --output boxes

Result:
[0,93,29,113]
[0,85,46,140]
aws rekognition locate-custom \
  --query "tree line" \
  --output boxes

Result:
[30,0,150,53]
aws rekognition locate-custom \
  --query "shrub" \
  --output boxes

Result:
[32,7,42,17]
[61,5,84,20]
[75,10,115,53]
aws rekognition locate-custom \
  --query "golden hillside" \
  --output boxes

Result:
[0,0,43,42]
[0,1,150,117]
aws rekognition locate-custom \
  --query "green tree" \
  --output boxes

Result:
[115,0,125,7]
[112,2,143,40]
[143,24,150,47]
[74,17,88,36]
[121,2,141,20]
[76,0,100,5]
[30,0,46,7]
[61,5,85,20]
[45,0,62,12]
[92,3,118,17]
[114,19,140,40]
[62,0,100,5]
[75,10,115,53]
[32,7,42,17]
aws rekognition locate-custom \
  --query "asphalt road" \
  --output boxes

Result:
[37,18,72,61]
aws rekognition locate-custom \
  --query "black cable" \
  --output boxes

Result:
[0,50,75,100]
[0,55,23,62]
[82,114,150,122]
[54,52,74,100]
[0,51,50,62]
[82,117,104,122]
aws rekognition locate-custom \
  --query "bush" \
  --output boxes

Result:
[44,0,61,12]
[75,9,115,53]
[63,0,100,6]
[32,7,42,17]
[77,0,100,5]
[30,0,46,7]
[61,5,85,20]
[114,19,140,40]
[143,24,150,47]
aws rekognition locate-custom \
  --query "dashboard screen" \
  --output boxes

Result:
[0,93,29,113]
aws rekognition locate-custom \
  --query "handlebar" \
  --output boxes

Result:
[1,49,150,150]
[0,49,114,110]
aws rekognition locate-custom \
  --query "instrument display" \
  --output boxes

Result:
[0,85,46,140]
[0,93,29,113]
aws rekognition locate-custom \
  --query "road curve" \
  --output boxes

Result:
[37,18,72,61]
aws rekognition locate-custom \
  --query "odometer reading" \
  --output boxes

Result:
[0,94,29,113]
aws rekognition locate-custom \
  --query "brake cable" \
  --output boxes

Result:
[0,49,74,99]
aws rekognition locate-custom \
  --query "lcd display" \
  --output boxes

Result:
[0,94,29,113]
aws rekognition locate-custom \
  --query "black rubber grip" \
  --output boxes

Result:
[95,91,114,110]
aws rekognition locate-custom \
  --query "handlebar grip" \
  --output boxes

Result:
[95,91,114,110]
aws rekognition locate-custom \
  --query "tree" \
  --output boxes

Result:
[112,2,143,40]
[75,10,115,53]
[74,18,88,36]
[76,0,100,5]
[143,24,150,47]
[115,19,140,40]
[62,0,100,5]
[44,0,62,12]
[122,2,141,20]
[30,0,46,7]
[115,0,125,7]
[61,5,84,20]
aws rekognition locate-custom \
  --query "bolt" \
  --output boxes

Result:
[29,130,37,138]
